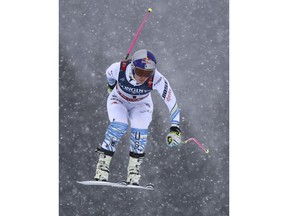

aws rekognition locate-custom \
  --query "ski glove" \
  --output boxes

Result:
[107,82,117,94]
[166,126,182,147]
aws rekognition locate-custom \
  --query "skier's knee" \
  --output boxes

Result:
[102,121,128,152]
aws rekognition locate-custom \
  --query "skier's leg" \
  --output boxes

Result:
[95,95,128,181]
[102,95,129,152]
[126,101,153,185]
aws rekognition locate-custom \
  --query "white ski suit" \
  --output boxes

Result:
[100,60,180,154]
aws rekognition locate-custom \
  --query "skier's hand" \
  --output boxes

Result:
[166,126,181,147]
[107,82,117,94]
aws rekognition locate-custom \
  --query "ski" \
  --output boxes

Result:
[77,180,154,190]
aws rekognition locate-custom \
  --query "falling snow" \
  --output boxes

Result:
[60,0,229,215]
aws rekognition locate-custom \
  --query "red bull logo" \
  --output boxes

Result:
[141,57,151,64]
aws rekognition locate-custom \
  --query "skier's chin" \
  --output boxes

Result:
[136,81,146,84]
[135,77,148,84]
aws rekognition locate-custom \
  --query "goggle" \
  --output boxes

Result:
[134,67,155,78]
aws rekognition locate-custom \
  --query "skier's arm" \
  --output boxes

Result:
[106,62,121,93]
[153,72,180,126]
[153,72,181,146]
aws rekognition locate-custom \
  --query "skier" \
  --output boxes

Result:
[94,49,181,185]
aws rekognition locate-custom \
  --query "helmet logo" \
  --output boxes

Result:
[141,57,152,69]
[141,57,150,64]
[132,50,156,71]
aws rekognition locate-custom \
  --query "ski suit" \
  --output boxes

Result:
[100,60,180,154]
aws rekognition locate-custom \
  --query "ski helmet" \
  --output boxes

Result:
[131,49,157,78]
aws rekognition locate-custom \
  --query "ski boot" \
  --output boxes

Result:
[126,152,145,185]
[94,148,114,181]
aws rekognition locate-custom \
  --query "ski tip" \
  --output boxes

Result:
[145,183,155,190]
[77,181,88,184]
[77,181,85,185]
[77,180,99,185]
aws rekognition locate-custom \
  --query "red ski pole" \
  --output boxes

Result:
[182,137,210,154]
[125,8,153,60]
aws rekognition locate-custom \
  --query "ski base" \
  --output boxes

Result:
[77,180,154,190]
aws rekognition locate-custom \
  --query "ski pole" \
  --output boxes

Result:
[182,137,209,154]
[125,8,153,60]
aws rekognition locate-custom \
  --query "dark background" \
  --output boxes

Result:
[59,0,229,215]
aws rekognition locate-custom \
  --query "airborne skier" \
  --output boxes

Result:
[94,49,182,185]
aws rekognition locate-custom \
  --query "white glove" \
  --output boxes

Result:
[166,126,181,147]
